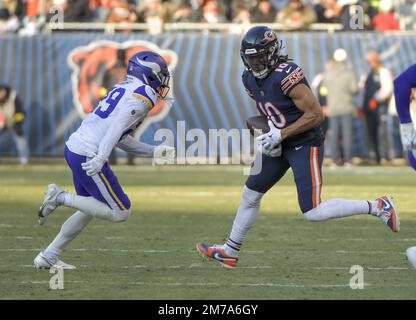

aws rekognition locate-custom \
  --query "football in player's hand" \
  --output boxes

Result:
[246,115,269,136]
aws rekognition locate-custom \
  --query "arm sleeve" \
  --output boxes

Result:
[394,64,416,124]
[116,135,155,158]
[281,64,309,96]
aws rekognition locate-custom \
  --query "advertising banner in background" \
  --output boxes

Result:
[0,32,415,157]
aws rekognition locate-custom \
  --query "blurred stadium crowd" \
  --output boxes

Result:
[0,0,415,34]
[312,49,415,167]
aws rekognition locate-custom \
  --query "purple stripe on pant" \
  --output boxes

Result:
[64,145,131,210]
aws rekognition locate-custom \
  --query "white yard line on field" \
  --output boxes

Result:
[14,279,413,289]
[127,281,368,288]
[19,280,84,284]
[0,248,408,256]
[12,263,409,271]
[318,238,416,242]
[122,264,273,269]
[311,266,409,270]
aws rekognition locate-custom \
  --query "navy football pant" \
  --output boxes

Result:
[246,145,324,213]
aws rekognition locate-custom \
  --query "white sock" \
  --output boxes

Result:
[62,193,130,223]
[43,211,92,261]
[56,192,67,205]
[369,200,379,216]
[304,199,373,222]
[224,186,263,257]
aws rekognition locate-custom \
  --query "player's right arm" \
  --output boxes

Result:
[394,64,416,151]
[280,83,324,141]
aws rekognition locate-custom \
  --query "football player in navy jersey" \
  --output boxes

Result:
[197,26,400,268]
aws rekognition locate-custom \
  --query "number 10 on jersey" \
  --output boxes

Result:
[257,101,287,128]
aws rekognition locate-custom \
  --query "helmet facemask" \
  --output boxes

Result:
[152,69,171,99]
[241,41,278,79]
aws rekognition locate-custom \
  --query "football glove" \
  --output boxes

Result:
[400,123,416,151]
[81,154,106,176]
[262,143,282,157]
[256,120,282,151]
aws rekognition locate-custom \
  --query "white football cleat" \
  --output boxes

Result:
[33,251,76,270]
[38,184,66,225]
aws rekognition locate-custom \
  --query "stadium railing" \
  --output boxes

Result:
[43,22,345,34]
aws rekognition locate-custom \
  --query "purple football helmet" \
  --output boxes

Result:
[127,51,170,99]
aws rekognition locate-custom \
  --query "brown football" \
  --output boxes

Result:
[246,115,269,136]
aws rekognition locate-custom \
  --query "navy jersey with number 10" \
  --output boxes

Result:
[242,61,324,147]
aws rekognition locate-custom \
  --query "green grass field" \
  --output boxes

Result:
[1,164,416,299]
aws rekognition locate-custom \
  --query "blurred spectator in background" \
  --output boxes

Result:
[362,51,394,164]
[15,0,44,36]
[170,1,195,22]
[88,0,113,22]
[232,5,251,24]
[277,0,317,30]
[107,0,138,24]
[137,0,166,34]
[0,6,19,33]
[251,0,277,23]
[372,0,400,32]
[322,49,358,167]
[367,0,382,20]
[65,0,96,22]
[337,0,361,30]
[197,0,227,23]
[314,0,340,23]
[269,0,289,11]
[311,57,334,137]
[0,84,29,165]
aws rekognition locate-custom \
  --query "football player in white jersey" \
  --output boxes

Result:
[34,51,175,269]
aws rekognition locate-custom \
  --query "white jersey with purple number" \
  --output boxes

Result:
[66,76,157,159]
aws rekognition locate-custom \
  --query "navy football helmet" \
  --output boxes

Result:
[240,26,284,79]
[127,51,170,98]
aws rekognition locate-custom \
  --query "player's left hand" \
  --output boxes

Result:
[263,143,282,157]
[81,155,105,176]
[256,120,282,151]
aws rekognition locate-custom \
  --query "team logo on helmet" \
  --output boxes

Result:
[68,40,177,136]
[264,30,276,42]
